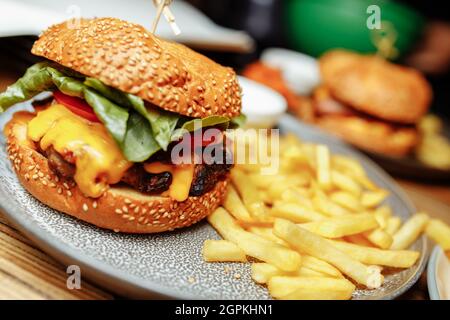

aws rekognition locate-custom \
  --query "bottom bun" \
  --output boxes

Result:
[4,111,228,233]
[317,115,418,156]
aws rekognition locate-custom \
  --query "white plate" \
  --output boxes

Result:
[0,104,427,299]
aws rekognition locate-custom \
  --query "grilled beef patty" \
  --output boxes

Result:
[43,146,233,197]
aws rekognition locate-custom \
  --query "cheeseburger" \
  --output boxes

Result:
[313,50,432,156]
[0,18,243,233]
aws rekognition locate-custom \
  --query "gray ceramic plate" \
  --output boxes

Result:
[0,108,427,299]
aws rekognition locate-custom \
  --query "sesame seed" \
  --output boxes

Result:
[57,188,62,194]
[82,203,88,212]
[93,201,98,209]
[187,276,195,284]
[234,273,241,279]
[67,190,73,197]
[32,174,38,180]
[42,180,48,186]
[63,182,70,190]
[122,206,128,213]
[124,198,131,204]
[115,209,123,215]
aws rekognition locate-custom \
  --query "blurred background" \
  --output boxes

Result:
[192,0,450,120]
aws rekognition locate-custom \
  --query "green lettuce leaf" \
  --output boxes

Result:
[47,68,85,98]
[230,114,247,128]
[84,77,179,150]
[178,115,231,132]
[0,62,54,111]
[83,88,129,146]
[122,112,160,162]
[0,62,245,163]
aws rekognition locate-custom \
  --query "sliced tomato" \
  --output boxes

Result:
[53,90,100,123]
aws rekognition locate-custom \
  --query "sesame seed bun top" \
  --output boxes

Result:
[31,17,242,119]
[320,50,432,124]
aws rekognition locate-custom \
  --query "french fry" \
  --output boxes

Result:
[391,213,430,250]
[207,133,427,299]
[364,228,393,249]
[299,214,379,238]
[331,154,366,177]
[248,227,288,246]
[301,255,343,278]
[273,218,383,288]
[251,253,341,283]
[345,234,375,247]
[248,174,276,189]
[361,190,389,208]
[385,216,402,236]
[331,155,378,191]
[352,174,379,192]
[268,276,355,299]
[295,267,327,278]
[266,181,311,203]
[202,240,247,262]
[231,170,270,221]
[316,145,331,189]
[329,191,362,212]
[312,193,351,216]
[223,185,253,222]
[373,206,392,229]
[260,190,273,205]
[251,263,283,284]
[331,170,361,196]
[208,208,301,271]
[281,188,314,209]
[271,202,325,223]
[425,219,450,251]
[327,240,420,268]
[251,263,328,284]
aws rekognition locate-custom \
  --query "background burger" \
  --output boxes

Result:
[313,50,432,157]
[0,18,243,233]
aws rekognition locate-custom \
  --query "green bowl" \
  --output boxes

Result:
[284,0,425,59]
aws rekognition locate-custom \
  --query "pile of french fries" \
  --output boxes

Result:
[203,134,450,300]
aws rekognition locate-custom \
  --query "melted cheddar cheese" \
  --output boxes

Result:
[27,104,132,198]
[144,162,194,202]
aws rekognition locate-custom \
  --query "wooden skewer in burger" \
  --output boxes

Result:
[0,17,243,233]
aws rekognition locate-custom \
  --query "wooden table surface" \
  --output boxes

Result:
[0,70,449,300]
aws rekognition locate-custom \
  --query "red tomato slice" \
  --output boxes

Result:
[53,90,100,123]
